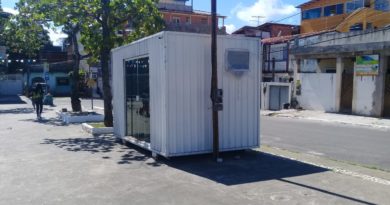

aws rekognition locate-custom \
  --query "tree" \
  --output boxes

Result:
[1,4,49,81]
[14,0,90,112]
[78,0,164,126]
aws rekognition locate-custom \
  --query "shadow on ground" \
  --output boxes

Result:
[0,95,27,104]
[166,150,328,185]
[39,135,376,204]
[0,108,34,114]
[41,135,154,165]
[20,117,67,126]
[41,135,328,184]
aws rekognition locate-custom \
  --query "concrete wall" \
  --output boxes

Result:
[0,74,23,96]
[353,76,377,116]
[352,53,388,117]
[297,73,338,112]
[26,72,71,96]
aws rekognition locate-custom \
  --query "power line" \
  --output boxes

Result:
[270,12,301,24]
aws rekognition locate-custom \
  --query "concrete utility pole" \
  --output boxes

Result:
[211,0,220,161]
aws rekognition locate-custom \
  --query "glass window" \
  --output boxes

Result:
[324,4,344,16]
[375,0,390,11]
[346,0,364,13]
[185,17,191,24]
[227,50,250,71]
[302,8,322,20]
[56,77,69,86]
[125,57,150,143]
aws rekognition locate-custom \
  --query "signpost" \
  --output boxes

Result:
[87,76,97,110]
[355,55,379,76]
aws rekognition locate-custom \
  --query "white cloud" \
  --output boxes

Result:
[233,0,299,26]
[225,24,237,34]
[3,7,19,15]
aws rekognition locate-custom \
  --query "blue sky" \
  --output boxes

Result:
[2,0,306,43]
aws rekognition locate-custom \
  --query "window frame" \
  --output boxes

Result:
[225,49,251,72]
[302,7,323,20]
[324,3,344,16]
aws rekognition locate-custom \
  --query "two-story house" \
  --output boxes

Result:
[299,0,390,33]
[158,0,226,34]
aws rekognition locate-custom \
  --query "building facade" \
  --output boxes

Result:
[299,0,390,34]
[290,28,390,118]
[158,0,226,34]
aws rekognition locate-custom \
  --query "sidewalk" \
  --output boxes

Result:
[262,109,390,130]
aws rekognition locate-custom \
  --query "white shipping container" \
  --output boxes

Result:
[111,31,261,157]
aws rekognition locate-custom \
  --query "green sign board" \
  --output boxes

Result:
[355,55,379,76]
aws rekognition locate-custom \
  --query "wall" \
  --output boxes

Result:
[297,73,338,112]
[26,72,71,96]
[352,53,388,117]
[165,32,261,156]
[353,75,377,115]
[0,74,23,96]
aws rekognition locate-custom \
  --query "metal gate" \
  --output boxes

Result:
[384,73,390,118]
[340,71,353,113]
[269,85,289,111]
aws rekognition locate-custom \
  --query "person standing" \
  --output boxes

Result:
[32,83,44,120]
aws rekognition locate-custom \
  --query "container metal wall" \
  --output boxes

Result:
[165,32,261,156]
[112,32,261,157]
[111,33,167,154]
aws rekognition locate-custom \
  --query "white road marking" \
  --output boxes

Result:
[267,152,390,186]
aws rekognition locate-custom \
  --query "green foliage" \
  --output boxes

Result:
[78,0,165,62]
[1,1,50,57]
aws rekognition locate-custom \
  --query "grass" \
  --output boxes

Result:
[89,122,106,128]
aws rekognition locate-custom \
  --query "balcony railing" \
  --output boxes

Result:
[158,3,192,12]
[165,23,226,34]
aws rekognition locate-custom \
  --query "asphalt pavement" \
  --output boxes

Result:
[261,116,390,171]
[1,96,390,204]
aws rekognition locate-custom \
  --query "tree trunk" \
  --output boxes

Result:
[70,31,82,112]
[101,0,114,127]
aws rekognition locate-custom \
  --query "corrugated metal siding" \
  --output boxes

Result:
[219,37,260,151]
[165,32,260,156]
[111,33,167,154]
[149,35,167,154]
[113,31,261,157]
[166,33,213,155]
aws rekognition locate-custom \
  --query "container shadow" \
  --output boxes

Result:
[164,150,328,186]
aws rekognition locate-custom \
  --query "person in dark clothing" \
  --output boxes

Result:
[32,83,44,120]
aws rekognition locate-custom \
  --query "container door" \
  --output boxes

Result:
[125,57,150,143]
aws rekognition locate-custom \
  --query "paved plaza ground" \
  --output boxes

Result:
[0,96,389,204]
